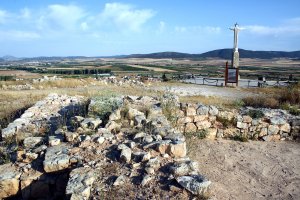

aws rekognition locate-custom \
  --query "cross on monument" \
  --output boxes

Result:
[229,23,241,68]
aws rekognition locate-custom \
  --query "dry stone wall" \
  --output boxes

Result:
[177,103,300,141]
[1,93,87,140]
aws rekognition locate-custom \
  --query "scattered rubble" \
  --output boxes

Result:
[1,93,299,199]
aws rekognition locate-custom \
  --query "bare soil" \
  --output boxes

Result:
[188,139,300,200]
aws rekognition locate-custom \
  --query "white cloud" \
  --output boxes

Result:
[20,8,31,19]
[174,26,221,34]
[175,26,187,33]
[155,21,166,34]
[37,4,86,31]
[244,18,300,36]
[100,3,155,32]
[0,9,8,24]
[0,30,40,40]
[80,22,89,31]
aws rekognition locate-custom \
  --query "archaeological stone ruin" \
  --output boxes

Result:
[0,93,299,199]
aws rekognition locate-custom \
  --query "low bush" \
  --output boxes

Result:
[231,134,249,142]
[216,116,236,128]
[185,129,208,140]
[89,94,122,121]
[246,109,265,119]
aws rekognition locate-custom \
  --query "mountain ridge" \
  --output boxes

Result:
[1,49,300,61]
[125,49,300,59]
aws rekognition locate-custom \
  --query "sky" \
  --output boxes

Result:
[0,0,300,57]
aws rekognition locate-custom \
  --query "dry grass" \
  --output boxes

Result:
[242,83,300,110]
[179,95,233,108]
[242,96,279,109]
[0,78,161,125]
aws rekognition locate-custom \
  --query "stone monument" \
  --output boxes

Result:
[229,23,241,68]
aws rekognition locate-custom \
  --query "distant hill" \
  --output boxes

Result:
[126,49,300,59]
[1,55,19,61]
[1,49,300,62]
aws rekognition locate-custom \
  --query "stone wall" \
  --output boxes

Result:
[1,93,87,140]
[177,103,300,141]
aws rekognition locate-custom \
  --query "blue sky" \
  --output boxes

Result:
[0,0,299,57]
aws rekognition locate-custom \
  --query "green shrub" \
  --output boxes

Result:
[247,109,264,119]
[0,149,10,165]
[89,94,122,120]
[160,93,179,126]
[216,116,236,128]
[233,99,245,108]
[195,129,208,139]
[185,129,208,139]
[231,134,248,142]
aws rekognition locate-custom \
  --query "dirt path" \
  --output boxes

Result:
[154,84,255,99]
[187,139,300,200]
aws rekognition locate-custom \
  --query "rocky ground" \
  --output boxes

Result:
[188,139,300,200]
[0,94,211,199]
[0,91,299,200]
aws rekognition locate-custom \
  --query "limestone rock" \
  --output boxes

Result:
[127,108,144,120]
[259,128,268,137]
[196,105,209,115]
[270,117,286,125]
[164,133,186,143]
[166,141,187,158]
[66,167,95,200]
[141,175,153,186]
[113,175,126,186]
[196,121,211,130]
[105,121,121,132]
[243,115,252,123]
[95,136,105,144]
[280,123,291,133]
[193,115,207,122]
[185,123,197,133]
[177,117,193,124]
[208,106,218,116]
[237,122,248,129]
[156,140,171,154]
[109,109,121,121]
[120,148,132,163]
[23,137,44,149]
[48,134,64,146]
[186,106,197,116]
[206,128,217,140]
[0,164,22,199]
[65,132,78,142]
[263,134,281,141]
[81,118,102,130]
[176,175,211,196]
[268,125,279,135]
[170,162,190,176]
[134,115,146,127]
[43,145,70,173]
